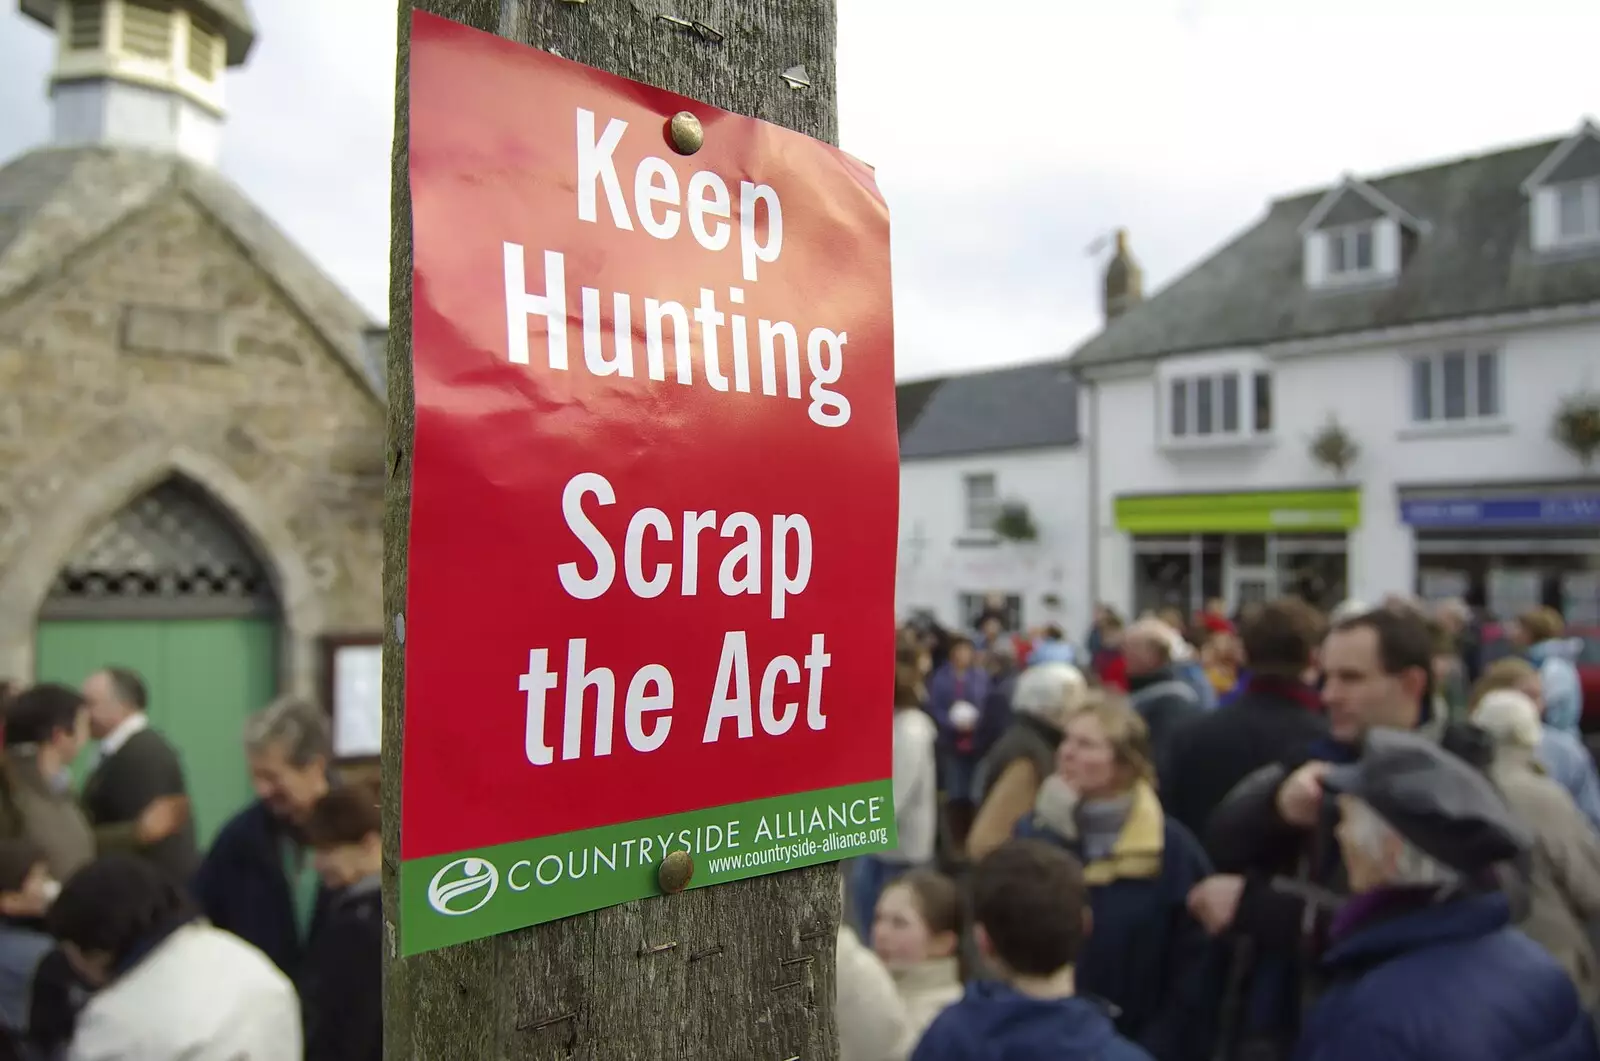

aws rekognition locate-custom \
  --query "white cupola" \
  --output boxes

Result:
[18,0,256,165]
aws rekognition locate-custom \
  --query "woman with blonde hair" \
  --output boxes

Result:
[1472,658,1600,833]
[1472,687,1600,1007]
[1018,693,1219,1061]
[965,662,1087,861]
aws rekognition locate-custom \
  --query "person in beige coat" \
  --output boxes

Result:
[1473,688,1600,1008]
[965,663,1087,861]
[837,921,910,1061]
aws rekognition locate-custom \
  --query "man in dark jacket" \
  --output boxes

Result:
[79,667,197,883]
[1186,607,1500,1061]
[1296,729,1594,1061]
[976,637,1020,756]
[1123,619,1201,775]
[1161,599,1329,842]
[193,696,334,983]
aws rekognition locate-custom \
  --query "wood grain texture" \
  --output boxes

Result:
[383,2,842,1057]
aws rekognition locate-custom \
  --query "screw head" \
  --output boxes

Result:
[658,849,694,894]
[668,111,704,155]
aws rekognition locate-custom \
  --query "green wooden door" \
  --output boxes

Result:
[35,618,278,849]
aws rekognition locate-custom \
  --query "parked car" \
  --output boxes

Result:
[1478,623,1600,729]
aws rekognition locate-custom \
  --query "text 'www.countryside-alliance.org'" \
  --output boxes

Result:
[707,825,891,876]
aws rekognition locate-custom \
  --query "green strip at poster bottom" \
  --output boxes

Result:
[400,778,896,955]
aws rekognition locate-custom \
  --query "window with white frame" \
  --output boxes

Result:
[1325,223,1377,278]
[962,473,999,534]
[1554,180,1600,245]
[1409,350,1502,425]
[1166,370,1273,442]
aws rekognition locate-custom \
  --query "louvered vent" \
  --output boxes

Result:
[66,0,104,51]
[121,1,174,61]
[186,19,220,79]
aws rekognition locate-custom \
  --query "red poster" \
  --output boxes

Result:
[401,11,898,954]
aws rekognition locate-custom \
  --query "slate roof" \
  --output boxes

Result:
[0,145,383,399]
[894,374,945,439]
[898,360,1078,459]
[1069,129,1600,369]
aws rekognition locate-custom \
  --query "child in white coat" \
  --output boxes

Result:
[850,650,938,935]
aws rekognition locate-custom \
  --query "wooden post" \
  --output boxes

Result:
[381,2,843,1057]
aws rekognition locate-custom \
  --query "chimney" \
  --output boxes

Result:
[1102,227,1144,322]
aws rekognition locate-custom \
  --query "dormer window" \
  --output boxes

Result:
[1298,174,1427,290]
[1325,224,1376,278]
[1555,179,1600,245]
[1523,120,1600,252]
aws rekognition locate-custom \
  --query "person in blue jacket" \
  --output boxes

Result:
[1017,693,1220,1061]
[1295,727,1598,1061]
[910,839,1152,1061]
[1028,624,1079,667]
[1515,607,1586,737]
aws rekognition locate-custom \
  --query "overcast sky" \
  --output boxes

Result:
[2,0,1596,380]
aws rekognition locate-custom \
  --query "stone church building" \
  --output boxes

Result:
[0,0,385,842]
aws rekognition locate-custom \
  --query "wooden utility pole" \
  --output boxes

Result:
[381,2,843,1058]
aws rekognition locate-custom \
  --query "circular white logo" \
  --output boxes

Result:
[427,857,499,916]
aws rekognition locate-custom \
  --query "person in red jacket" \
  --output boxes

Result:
[1091,610,1129,692]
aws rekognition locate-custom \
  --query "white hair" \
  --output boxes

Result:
[1341,797,1461,889]
[1127,618,1182,662]
[1329,599,1371,625]
[1011,662,1089,729]
[1472,689,1542,751]
[244,696,331,767]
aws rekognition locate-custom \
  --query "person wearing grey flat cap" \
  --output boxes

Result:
[1291,728,1599,1061]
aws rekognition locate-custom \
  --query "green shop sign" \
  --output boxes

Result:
[1114,489,1361,535]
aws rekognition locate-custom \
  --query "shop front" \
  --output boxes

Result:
[1401,485,1600,626]
[1114,488,1362,618]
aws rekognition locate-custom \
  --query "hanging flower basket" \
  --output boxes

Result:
[1309,416,1360,478]
[993,502,1039,542]
[1553,392,1600,469]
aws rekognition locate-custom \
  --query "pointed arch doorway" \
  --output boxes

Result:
[33,475,280,848]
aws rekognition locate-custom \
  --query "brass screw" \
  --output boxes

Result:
[668,111,704,155]
[658,849,694,894]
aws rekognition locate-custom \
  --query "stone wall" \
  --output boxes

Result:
[0,186,385,698]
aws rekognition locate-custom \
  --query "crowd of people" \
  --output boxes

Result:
[837,594,1600,1061]
[0,672,379,1061]
[0,593,1594,1061]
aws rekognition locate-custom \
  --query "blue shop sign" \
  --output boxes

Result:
[1402,494,1600,528]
